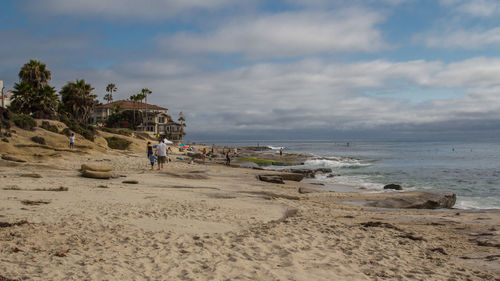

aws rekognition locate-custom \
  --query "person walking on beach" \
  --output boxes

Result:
[147,142,153,158]
[225,150,231,166]
[279,147,283,157]
[69,133,75,149]
[156,140,167,171]
[202,148,207,164]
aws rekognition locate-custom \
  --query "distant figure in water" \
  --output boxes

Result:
[347,142,350,147]
[452,148,455,152]
[279,147,283,156]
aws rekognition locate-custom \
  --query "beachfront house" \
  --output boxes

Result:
[90,100,184,141]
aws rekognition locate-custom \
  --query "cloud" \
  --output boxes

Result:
[419,27,500,49]
[439,0,500,17]
[65,56,500,136]
[25,0,236,20]
[160,9,386,58]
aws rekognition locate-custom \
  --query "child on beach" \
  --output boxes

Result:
[149,153,157,170]
[69,133,75,149]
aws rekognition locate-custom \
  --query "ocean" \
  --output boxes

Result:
[201,139,500,210]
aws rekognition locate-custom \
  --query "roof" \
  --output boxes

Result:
[96,100,167,110]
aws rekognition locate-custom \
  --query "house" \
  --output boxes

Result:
[90,99,184,141]
[1,91,12,108]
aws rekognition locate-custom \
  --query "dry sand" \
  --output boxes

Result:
[1,128,499,280]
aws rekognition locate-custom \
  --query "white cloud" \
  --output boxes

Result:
[67,57,500,133]
[440,0,500,17]
[160,9,386,58]
[26,0,236,20]
[420,27,500,49]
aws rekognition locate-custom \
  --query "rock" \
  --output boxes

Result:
[238,162,260,169]
[368,191,457,209]
[1,155,27,163]
[122,180,139,184]
[290,168,332,178]
[19,173,42,178]
[298,187,321,194]
[81,164,113,172]
[258,175,284,184]
[265,173,305,182]
[384,184,403,190]
[81,170,111,179]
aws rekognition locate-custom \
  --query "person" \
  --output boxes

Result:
[279,147,283,156]
[156,140,167,171]
[69,133,75,149]
[211,145,215,155]
[147,142,153,158]
[233,147,238,157]
[149,153,157,170]
[202,148,207,164]
[225,150,231,166]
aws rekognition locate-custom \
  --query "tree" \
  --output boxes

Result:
[10,60,59,119]
[178,112,186,136]
[10,82,59,119]
[129,94,142,130]
[104,83,117,103]
[18,59,51,89]
[60,79,98,123]
[140,88,152,130]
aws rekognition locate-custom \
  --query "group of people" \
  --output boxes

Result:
[147,140,172,171]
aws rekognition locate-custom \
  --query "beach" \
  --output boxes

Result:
[1,128,499,280]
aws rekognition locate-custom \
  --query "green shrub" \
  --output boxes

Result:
[31,136,46,145]
[59,114,95,141]
[0,108,11,130]
[40,121,59,133]
[1,138,8,143]
[105,136,131,150]
[12,113,36,130]
[60,128,71,136]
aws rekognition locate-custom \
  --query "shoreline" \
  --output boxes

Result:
[1,129,500,280]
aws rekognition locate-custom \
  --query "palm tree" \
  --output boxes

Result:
[140,88,152,131]
[60,79,97,123]
[10,59,58,119]
[18,59,51,89]
[129,94,141,130]
[105,83,117,103]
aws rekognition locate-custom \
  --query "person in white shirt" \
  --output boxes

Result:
[156,140,167,170]
[69,133,75,149]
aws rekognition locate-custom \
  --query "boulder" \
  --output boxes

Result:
[258,175,284,184]
[383,184,403,190]
[1,155,27,163]
[368,191,456,209]
[81,170,111,179]
[81,164,113,172]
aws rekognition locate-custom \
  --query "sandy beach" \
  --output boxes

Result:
[1,128,499,281]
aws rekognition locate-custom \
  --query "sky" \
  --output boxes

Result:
[1,0,500,141]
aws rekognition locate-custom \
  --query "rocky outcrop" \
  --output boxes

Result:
[289,168,332,178]
[187,152,202,159]
[1,155,27,163]
[81,170,111,179]
[367,191,456,209]
[264,173,304,182]
[258,175,284,184]
[81,164,112,172]
[383,184,403,190]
